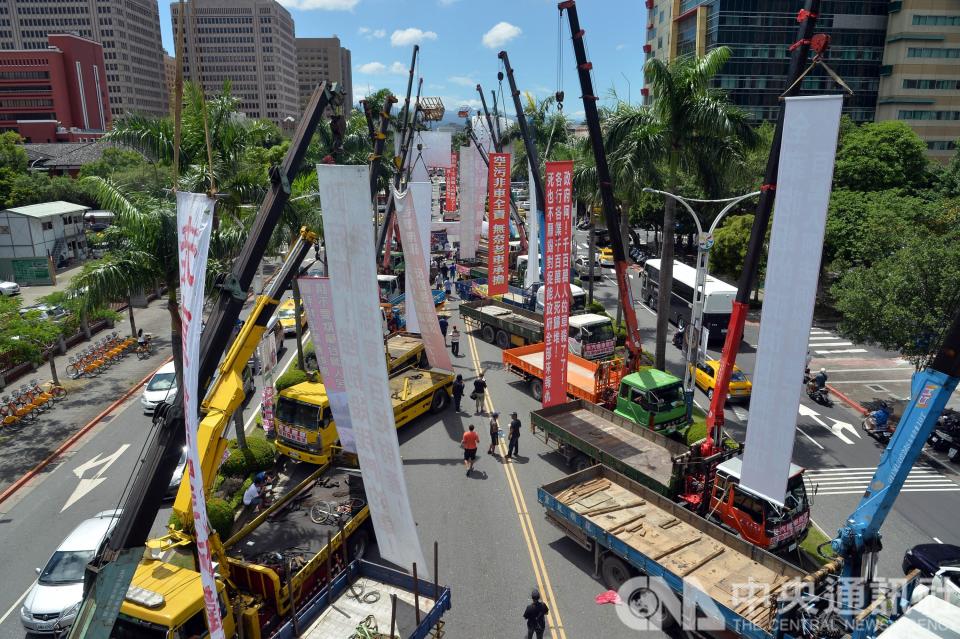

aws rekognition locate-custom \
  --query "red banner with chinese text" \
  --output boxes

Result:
[487,152,511,295]
[445,152,457,212]
[542,160,574,407]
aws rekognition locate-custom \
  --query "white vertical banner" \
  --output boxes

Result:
[417,130,452,168]
[404,181,432,334]
[740,95,843,505]
[298,277,356,453]
[395,187,453,371]
[471,145,485,241]
[317,164,427,572]
[258,331,279,438]
[459,146,478,259]
[525,160,539,287]
[175,191,225,639]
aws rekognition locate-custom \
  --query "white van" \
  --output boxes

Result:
[535,282,588,314]
[568,313,616,360]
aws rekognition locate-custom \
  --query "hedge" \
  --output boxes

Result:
[206,497,235,540]
[275,367,311,392]
[219,434,276,477]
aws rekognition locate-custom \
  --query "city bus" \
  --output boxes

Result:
[634,258,736,345]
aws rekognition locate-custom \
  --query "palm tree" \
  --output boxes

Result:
[500,94,575,182]
[605,47,758,370]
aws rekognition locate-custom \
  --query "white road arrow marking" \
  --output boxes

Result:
[62,444,130,512]
[798,404,855,445]
[826,416,861,443]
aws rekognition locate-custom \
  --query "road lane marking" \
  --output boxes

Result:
[62,444,131,512]
[466,331,567,639]
[809,342,853,347]
[0,584,32,625]
[814,348,868,355]
[934,537,943,543]
[824,367,913,373]
[797,426,824,450]
[829,379,916,384]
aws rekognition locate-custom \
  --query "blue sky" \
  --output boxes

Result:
[159,0,647,120]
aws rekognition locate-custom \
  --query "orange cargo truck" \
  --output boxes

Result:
[502,342,624,406]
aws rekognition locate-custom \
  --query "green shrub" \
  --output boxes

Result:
[586,300,606,315]
[219,434,276,477]
[275,367,310,392]
[206,497,234,540]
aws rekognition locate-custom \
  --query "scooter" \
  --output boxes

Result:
[806,379,832,407]
[861,402,893,443]
[672,327,685,349]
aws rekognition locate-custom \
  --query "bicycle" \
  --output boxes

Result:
[1,403,28,431]
[37,379,67,401]
[135,333,154,359]
[3,394,38,425]
[309,497,366,525]
[19,382,52,412]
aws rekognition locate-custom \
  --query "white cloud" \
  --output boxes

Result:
[616,43,627,51]
[373,28,386,38]
[438,0,461,4]
[482,21,521,49]
[278,0,359,10]
[358,61,387,74]
[390,61,408,75]
[358,26,386,39]
[391,27,438,47]
[358,26,370,34]
[448,75,475,87]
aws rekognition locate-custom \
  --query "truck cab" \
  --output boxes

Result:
[613,369,688,435]
[534,282,587,314]
[567,313,616,360]
[378,274,401,302]
[709,457,811,551]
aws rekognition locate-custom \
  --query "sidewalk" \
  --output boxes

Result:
[0,298,173,493]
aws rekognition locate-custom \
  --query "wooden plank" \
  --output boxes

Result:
[679,547,725,577]
[650,535,703,560]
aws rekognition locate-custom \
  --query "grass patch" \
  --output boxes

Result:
[800,522,836,567]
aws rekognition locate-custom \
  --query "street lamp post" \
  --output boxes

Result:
[643,188,760,421]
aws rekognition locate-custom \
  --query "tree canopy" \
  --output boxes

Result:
[833,120,930,193]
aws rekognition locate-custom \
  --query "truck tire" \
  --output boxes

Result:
[481,324,496,343]
[572,454,592,473]
[530,378,543,401]
[496,329,510,349]
[348,529,370,561]
[600,554,634,591]
[429,389,448,413]
[623,581,677,631]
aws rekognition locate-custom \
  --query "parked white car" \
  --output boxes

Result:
[573,256,602,280]
[142,361,177,414]
[0,280,19,296]
[20,510,121,634]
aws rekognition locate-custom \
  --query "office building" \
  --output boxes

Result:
[643,1,888,123]
[0,34,110,142]
[164,52,176,110]
[875,0,960,163]
[0,0,168,118]
[171,0,299,126]
[0,201,89,262]
[295,37,352,110]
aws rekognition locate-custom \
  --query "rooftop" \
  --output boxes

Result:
[24,140,124,170]
[4,200,90,218]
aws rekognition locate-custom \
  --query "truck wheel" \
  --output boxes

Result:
[707,388,715,401]
[573,455,592,473]
[348,530,370,561]
[600,554,634,591]
[481,325,496,343]
[496,330,510,349]
[530,379,543,401]
[429,389,448,413]
[623,582,678,631]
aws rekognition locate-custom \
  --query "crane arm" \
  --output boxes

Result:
[558,1,642,370]
[833,310,960,579]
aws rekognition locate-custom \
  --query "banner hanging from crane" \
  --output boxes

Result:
[542,160,574,407]
[458,145,480,259]
[175,191,226,639]
[316,164,427,572]
[403,181,435,335]
[487,152,511,296]
[525,160,539,287]
[297,276,356,453]
[395,187,453,371]
[740,95,844,506]
[445,151,457,213]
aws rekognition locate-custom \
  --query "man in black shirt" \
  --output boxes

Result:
[523,589,549,639]
[507,411,521,459]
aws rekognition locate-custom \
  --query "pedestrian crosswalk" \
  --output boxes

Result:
[809,327,868,357]
[804,466,960,496]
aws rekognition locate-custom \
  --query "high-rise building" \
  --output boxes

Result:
[0,0,168,118]
[0,34,110,142]
[164,52,176,111]
[643,1,888,123]
[171,0,299,126]
[874,0,960,163]
[295,37,353,110]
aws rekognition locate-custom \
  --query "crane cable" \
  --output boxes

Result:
[187,1,217,196]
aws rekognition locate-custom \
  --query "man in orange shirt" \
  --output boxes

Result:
[462,424,480,476]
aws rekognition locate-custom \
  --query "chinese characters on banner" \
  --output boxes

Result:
[395,188,453,371]
[257,330,278,438]
[542,161,574,408]
[445,152,457,212]
[487,152,511,296]
[174,192,225,639]
[297,276,356,453]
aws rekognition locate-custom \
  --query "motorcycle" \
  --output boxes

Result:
[806,379,832,407]
[928,411,960,462]
[672,326,686,349]
[861,402,893,443]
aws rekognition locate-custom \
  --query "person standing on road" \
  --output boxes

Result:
[450,326,461,357]
[487,411,500,455]
[506,411,521,459]
[452,374,465,412]
[462,424,480,476]
[523,589,549,639]
[472,372,487,415]
[439,315,449,345]
[435,272,444,291]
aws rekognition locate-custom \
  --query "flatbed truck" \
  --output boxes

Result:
[503,342,625,405]
[532,400,811,550]
[275,367,453,465]
[539,465,819,638]
[386,332,427,371]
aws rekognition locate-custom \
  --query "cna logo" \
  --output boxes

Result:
[615,576,726,632]
[917,383,939,409]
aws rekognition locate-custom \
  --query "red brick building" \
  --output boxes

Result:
[0,34,111,143]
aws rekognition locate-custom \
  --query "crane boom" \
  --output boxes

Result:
[557,1,642,370]
[67,82,343,639]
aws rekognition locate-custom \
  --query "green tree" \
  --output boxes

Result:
[0,131,28,171]
[605,48,758,370]
[500,94,575,182]
[0,296,67,384]
[833,120,931,193]
[78,148,147,179]
[833,232,960,370]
